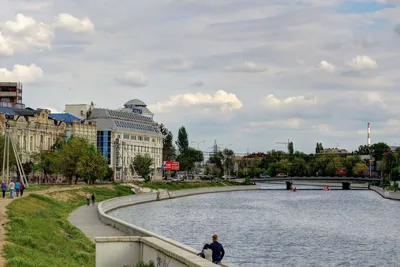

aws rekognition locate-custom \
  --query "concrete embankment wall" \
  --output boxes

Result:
[97,185,260,267]
[370,186,400,201]
[96,236,218,267]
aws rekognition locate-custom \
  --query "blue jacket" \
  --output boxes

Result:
[15,182,20,189]
[210,241,225,262]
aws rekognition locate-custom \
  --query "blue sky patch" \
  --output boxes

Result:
[336,1,395,14]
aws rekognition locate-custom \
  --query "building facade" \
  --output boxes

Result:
[66,99,164,181]
[0,107,67,162]
[49,113,97,146]
[0,82,24,109]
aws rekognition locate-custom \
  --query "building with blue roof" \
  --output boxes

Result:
[49,113,97,146]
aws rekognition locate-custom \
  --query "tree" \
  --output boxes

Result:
[77,147,108,184]
[208,149,234,176]
[315,143,324,154]
[371,142,390,162]
[130,154,154,182]
[159,124,175,161]
[32,150,55,182]
[353,163,368,177]
[354,145,370,155]
[176,147,204,172]
[288,142,294,156]
[104,166,114,181]
[175,126,189,155]
[52,137,91,184]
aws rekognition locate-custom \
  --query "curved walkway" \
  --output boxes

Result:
[370,186,400,201]
[0,185,109,267]
[68,204,128,242]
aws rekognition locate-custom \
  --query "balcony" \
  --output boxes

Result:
[0,92,17,97]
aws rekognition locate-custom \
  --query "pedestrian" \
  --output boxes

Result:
[20,182,25,196]
[86,193,91,206]
[209,234,225,265]
[1,181,6,198]
[91,194,95,205]
[15,180,20,197]
[9,180,15,199]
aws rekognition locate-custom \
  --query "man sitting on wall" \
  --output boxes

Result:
[210,234,225,265]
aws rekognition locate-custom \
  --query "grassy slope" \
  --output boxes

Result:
[139,181,239,191]
[4,185,133,267]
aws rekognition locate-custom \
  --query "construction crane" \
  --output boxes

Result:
[276,139,292,153]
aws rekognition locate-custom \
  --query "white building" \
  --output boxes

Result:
[66,100,164,181]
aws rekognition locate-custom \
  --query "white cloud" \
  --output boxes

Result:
[115,71,148,87]
[319,60,336,73]
[264,94,317,107]
[2,14,54,52]
[347,55,377,70]
[0,32,14,56]
[225,61,268,72]
[250,118,301,129]
[151,90,243,113]
[0,64,44,83]
[54,13,95,34]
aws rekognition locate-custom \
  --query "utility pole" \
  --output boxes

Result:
[2,122,29,187]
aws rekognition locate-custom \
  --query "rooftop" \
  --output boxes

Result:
[49,113,83,124]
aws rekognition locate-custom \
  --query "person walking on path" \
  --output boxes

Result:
[210,234,225,265]
[1,181,6,198]
[9,180,15,199]
[20,182,25,196]
[15,180,21,197]
[91,194,95,205]
[85,193,91,206]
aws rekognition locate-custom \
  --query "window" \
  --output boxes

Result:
[131,135,136,140]
[123,134,130,140]
[29,136,32,151]
[144,137,150,142]
[138,136,143,141]
[48,138,51,150]
[152,138,155,143]
[134,145,137,152]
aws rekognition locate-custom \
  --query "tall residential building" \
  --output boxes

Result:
[66,99,164,181]
[0,82,24,109]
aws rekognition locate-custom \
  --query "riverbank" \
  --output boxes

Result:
[2,184,133,267]
[370,186,400,201]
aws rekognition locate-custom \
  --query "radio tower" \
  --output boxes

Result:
[212,139,218,155]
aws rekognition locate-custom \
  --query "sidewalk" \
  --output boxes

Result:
[68,204,127,242]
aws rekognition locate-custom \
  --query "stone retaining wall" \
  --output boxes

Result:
[97,185,260,266]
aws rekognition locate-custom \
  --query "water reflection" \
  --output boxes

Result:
[110,186,400,267]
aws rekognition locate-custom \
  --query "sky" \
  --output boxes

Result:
[1,0,400,154]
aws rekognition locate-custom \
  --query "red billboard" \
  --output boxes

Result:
[163,161,180,171]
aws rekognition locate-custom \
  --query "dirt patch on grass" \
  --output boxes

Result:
[47,191,78,202]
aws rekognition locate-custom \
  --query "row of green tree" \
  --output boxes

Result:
[0,134,111,184]
[201,142,400,181]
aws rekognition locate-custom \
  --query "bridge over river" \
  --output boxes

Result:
[250,177,381,190]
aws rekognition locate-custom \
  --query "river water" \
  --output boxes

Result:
[109,185,400,267]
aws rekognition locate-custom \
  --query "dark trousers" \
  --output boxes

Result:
[20,189,24,196]
[16,189,20,197]
[2,190,5,198]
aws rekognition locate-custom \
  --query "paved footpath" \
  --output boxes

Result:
[0,185,111,267]
[68,204,127,242]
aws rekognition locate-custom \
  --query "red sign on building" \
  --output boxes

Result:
[163,161,180,171]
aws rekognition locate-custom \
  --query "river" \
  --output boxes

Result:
[109,185,400,267]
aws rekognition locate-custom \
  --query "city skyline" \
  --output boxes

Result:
[1,0,400,153]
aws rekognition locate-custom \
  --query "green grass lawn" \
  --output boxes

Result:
[139,181,240,191]
[4,184,133,267]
